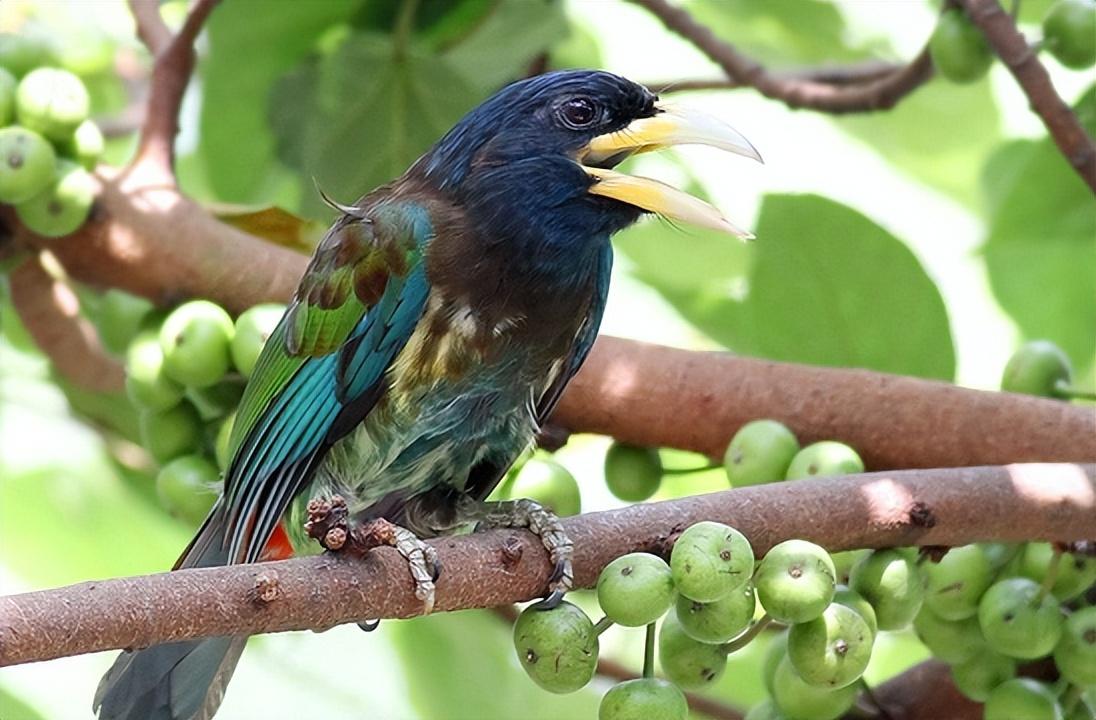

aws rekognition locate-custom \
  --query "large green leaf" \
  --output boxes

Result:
[444,0,568,93]
[836,77,1002,207]
[270,33,480,218]
[390,610,601,719]
[981,87,1096,375]
[198,0,364,203]
[626,194,955,380]
[686,0,875,65]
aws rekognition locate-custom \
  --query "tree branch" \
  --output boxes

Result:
[1,463,1092,667]
[556,336,1096,469]
[127,0,172,56]
[627,0,933,113]
[958,0,1096,194]
[7,253,124,392]
[128,0,221,174]
[644,61,902,94]
[857,660,979,720]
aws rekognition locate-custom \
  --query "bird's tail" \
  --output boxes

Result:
[93,501,248,720]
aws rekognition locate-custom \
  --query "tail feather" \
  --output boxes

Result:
[94,503,246,720]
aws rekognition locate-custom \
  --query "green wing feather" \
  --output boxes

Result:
[217,202,432,562]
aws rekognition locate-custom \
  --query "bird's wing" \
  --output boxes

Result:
[534,243,613,423]
[211,203,433,565]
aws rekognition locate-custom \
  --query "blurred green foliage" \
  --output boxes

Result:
[1,0,1094,718]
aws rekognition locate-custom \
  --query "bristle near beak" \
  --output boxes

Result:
[580,103,761,239]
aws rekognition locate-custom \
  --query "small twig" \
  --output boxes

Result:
[127,0,172,55]
[128,0,222,175]
[644,62,901,93]
[627,0,933,113]
[959,0,1096,194]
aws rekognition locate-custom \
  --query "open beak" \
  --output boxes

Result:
[579,103,762,239]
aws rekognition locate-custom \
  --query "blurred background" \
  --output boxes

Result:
[0,0,1093,718]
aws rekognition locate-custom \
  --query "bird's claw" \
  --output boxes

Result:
[304,497,440,617]
[476,498,574,605]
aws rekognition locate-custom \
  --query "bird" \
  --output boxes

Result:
[93,68,760,720]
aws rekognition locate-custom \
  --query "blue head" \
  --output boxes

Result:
[411,69,760,283]
[415,70,659,249]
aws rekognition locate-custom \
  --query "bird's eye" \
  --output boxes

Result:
[558,97,599,129]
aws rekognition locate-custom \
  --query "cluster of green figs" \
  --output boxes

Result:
[512,523,1095,720]
[83,290,285,523]
[0,34,102,238]
[929,0,1095,84]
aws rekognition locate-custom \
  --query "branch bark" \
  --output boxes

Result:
[7,253,124,392]
[643,61,902,93]
[128,0,221,173]
[861,660,980,720]
[959,0,1096,194]
[627,0,933,113]
[555,337,1096,469]
[1,463,1092,667]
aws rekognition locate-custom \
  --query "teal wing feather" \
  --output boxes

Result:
[218,202,433,564]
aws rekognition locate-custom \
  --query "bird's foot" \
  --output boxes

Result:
[304,496,440,617]
[472,498,573,609]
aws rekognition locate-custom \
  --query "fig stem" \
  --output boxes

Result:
[594,615,615,636]
[720,613,773,654]
[661,462,721,476]
[1055,380,1096,402]
[1061,683,1083,714]
[642,623,656,679]
[1035,548,1063,605]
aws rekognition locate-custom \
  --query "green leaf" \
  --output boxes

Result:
[686,0,874,65]
[198,0,364,203]
[390,610,601,719]
[627,194,956,380]
[835,77,1002,206]
[444,0,568,93]
[271,33,480,217]
[981,87,1096,375]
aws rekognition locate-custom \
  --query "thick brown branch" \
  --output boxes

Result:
[130,0,221,173]
[857,660,979,720]
[1,463,1092,667]
[959,0,1096,193]
[554,337,1096,468]
[7,253,124,392]
[627,0,933,113]
[9,165,304,312]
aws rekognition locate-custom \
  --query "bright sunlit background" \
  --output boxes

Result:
[1,0,1093,718]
